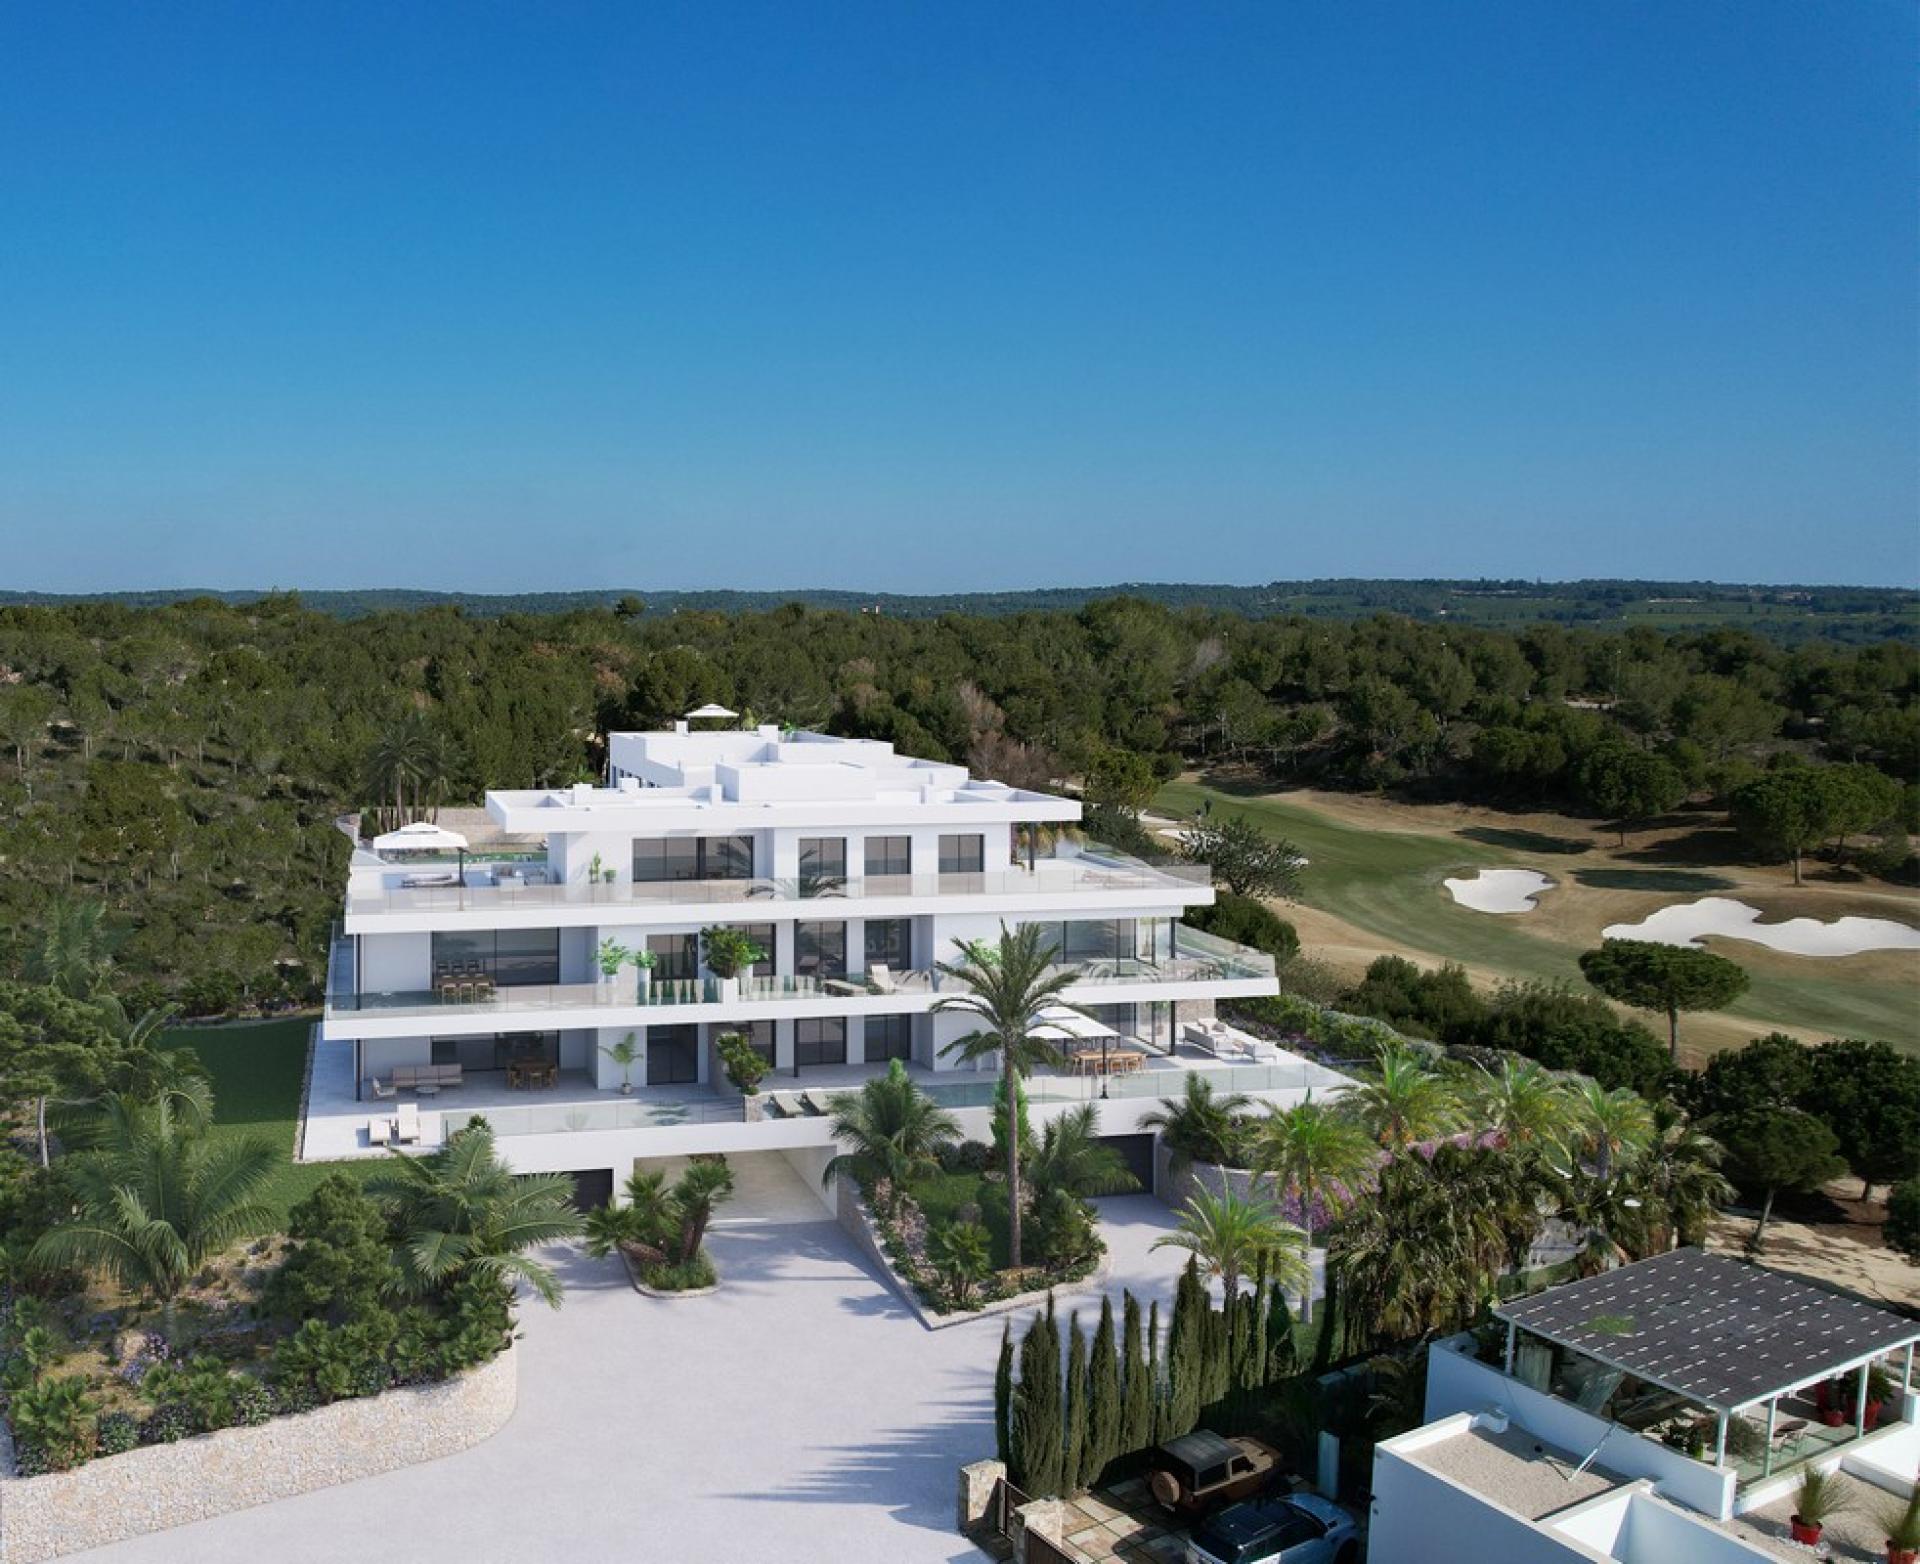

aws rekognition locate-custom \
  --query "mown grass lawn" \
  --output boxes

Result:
[1156,779,1920,1053]
[161,1016,382,1220]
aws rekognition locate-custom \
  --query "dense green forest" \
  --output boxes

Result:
[0,578,1913,643]
[0,594,1913,1014]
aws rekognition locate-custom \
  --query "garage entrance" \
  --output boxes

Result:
[634,1151,835,1226]
[1098,1133,1156,1196]
[560,1168,614,1212]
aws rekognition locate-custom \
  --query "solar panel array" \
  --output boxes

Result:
[1494,1248,1920,1411]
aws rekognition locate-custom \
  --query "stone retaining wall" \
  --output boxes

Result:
[1153,1143,1266,1208]
[0,1345,518,1564]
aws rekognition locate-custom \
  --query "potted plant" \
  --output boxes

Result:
[1882,1485,1920,1564]
[629,946,655,1001]
[588,850,605,886]
[1863,1364,1895,1431]
[596,939,632,992]
[1790,1467,1852,1546]
[600,1032,641,1095]
[715,1031,769,1096]
[700,926,764,1003]
[1819,1376,1849,1427]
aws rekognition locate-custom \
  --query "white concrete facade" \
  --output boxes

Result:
[316,722,1292,1183]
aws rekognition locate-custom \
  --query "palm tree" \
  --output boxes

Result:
[27,895,114,999]
[1027,1103,1140,1202]
[1469,1057,1572,1154]
[1139,1073,1253,1174]
[932,924,1075,1269]
[821,1059,963,1215]
[1251,1096,1376,1321]
[30,1098,278,1303]
[1152,1187,1309,1306]
[1340,1038,1461,1150]
[368,1118,583,1308]
[670,1158,735,1260]
[1328,1145,1509,1346]
[364,712,435,830]
[1629,1105,1732,1252]
[1566,1079,1655,1184]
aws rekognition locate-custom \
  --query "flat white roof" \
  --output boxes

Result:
[486,726,1081,833]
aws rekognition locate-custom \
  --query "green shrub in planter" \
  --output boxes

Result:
[716,1031,770,1095]
[9,1374,97,1471]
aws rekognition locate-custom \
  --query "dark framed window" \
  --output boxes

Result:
[1063,918,1134,963]
[741,923,776,978]
[431,929,559,988]
[632,835,754,883]
[647,933,698,981]
[729,1019,776,1067]
[798,836,847,896]
[938,833,984,874]
[864,918,912,971]
[430,1031,558,1072]
[795,1017,847,1068]
[646,1024,700,1085]
[865,1014,912,1064]
[864,836,911,878]
[795,921,847,979]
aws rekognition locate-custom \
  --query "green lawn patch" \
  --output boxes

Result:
[908,1169,1012,1270]
[161,1016,381,1220]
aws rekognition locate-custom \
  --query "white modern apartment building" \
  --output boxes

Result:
[310,721,1342,1203]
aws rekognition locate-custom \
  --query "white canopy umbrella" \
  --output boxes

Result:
[371,821,469,854]
[1031,1004,1116,1042]
[686,703,738,721]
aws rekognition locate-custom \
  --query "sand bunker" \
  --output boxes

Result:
[1603,897,1920,957]
[1443,868,1554,914]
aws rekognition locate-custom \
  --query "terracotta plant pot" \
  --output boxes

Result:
[1790,1517,1823,1545]
[1821,1408,1848,1427]
[1887,1547,1918,1564]
[1862,1400,1884,1431]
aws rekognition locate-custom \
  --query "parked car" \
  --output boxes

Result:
[1145,1430,1286,1517]
[1185,1494,1360,1564]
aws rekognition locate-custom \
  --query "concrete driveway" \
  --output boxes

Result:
[69,1197,1196,1564]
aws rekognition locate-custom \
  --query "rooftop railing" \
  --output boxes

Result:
[345,854,1210,916]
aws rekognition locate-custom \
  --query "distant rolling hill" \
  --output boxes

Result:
[0,579,1913,642]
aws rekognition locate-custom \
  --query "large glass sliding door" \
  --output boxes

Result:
[431,929,560,987]
[646,1024,700,1086]
[430,1031,559,1073]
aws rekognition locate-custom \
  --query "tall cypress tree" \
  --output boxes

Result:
[1087,1295,1121,1485]
[994,1320,1014,1467]
[1245,1266,1271,1395]
[1014,1301,1064,1497]
[1266,1281,1299,1382]
[1148,1297,1170,1444]
[1120,1291,1153,1457]
[1063,1312,1089,1495]
[1167,1258,1205,1438]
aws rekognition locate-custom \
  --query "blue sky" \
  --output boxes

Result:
[1,2,1913,592]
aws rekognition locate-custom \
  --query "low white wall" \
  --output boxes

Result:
[0,1345,516,1564]
[1425,1336,1735,1521]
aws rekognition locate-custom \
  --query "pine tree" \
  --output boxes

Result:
[1087,1295,1121,1484]
[1063,1312,1089,1495]
[994,1320,1014,1467]
[1120,1292,1153,1457]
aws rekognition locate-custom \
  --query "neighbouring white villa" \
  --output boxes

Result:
[306,717,1346,1209]
[1371,1248,1920,1563]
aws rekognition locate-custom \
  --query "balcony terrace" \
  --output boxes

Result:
[325,921,1275,1028]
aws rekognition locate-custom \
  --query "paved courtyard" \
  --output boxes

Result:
[68,1197,1201,1564]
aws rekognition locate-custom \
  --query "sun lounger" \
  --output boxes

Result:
[802,1092,833,1117]
[868,963,896,994]
[367,1116,393,1147]
[395,1102,421,1144]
